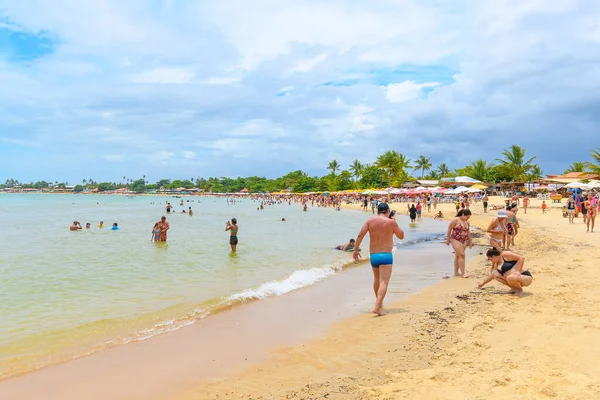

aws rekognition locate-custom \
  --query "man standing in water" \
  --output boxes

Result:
[157,216,170,242]
[353,203,404,316]
[225,218,239,252]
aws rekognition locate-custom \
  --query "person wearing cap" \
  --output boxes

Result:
[352,202,405,316]
[487,210,507,252]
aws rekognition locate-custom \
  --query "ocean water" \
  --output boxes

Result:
[0,194,449,378]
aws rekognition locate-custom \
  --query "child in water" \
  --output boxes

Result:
[434,211,444,220]
[151,223,161,241]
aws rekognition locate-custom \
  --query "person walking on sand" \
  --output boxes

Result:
[477,248,532,297]
[566,196,576,224]
[541,201,547,214]
[486,210,507,252]
[446,209,473,278]
[585,193,596,232]
[522,196,530,214]
[225,218,239,252]
[482,192,489,213]
[352,202,404,316]
[157,216,170,242]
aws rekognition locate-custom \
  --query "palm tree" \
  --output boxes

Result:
[327,160,340,176]
[456,159,494,182]
[496,145,536,182]
[563,162,586,174]
[374,151,411,184]
[349,159,364,181]
[586,148,600,175]
[413,155,432,178]
[437,163,450,178]
[526,164,543,182]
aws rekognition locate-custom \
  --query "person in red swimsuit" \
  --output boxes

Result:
[446,209,473,278]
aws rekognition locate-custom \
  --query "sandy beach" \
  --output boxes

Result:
[172,196,600,399]
[1,196,599,399]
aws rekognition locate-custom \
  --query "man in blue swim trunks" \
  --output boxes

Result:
[353,202,404,316]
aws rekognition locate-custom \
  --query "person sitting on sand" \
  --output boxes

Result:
[434,211,444,220]
[335,239,356,251]
[70,221,82,231]
[477,248,532,297]
[446,209,473,278]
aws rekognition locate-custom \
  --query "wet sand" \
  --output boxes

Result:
[0,235,454,399]
[173,196,600,399]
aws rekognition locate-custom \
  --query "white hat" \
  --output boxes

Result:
[497,210,508,218]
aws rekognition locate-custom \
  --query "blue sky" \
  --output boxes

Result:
[1,0,600,184]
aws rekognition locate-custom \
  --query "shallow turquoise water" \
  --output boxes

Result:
[0,194,447,377]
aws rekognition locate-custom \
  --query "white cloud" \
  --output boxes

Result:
[385,81,440,103]
[132,67,195,84]
[197,76,242,85]
[288,53,329,74]
[182,151,197,159]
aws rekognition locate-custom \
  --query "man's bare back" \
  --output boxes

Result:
[361,216,403,253]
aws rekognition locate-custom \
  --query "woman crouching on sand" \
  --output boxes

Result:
[446,209,473,278]
[478,248,532,297]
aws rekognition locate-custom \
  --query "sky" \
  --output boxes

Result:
[1,0,600,184]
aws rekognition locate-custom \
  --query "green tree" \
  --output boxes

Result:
[586,148,600,175]
[526,164,543,182]
[73,185,84,192]
[374,150,410,184]
[456,159,495,182]
[327,160,340,176]
[360,164,385,188]
[413,155,432,178]
[130,179,147,193]
[496,145,536,182]
[349,159,364,182]
[437,163,450,178]
[336,170,353,190]
[563,162,587,174]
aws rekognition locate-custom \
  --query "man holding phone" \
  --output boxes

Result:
[353,202,404,316]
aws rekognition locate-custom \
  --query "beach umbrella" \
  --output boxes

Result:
[467,188,482,193]
[533,185,554,191]
[454,186,469,193]
[586,180,600,189]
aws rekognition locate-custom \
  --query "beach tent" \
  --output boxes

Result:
[441,176,482,184]
[564,182,589,189]
[471,183,488,190]
[454,186,470,193]
[533,185,555,191]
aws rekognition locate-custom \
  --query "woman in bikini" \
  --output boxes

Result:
[478,248,532,297]
[503,205,516,251]
[585,193,596,233]
[446,209,473,278]
[486,210,507,251]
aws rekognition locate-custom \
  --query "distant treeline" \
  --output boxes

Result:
[2,146,599,193]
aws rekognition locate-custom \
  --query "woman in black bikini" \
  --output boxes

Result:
[478,248,532,297]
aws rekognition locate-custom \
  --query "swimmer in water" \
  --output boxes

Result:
[85,222,91,229]
[335,239,355,251]
[70,221,82,231]
[111,223,119,230]
[98,221,104,228]
[188,207,193,216]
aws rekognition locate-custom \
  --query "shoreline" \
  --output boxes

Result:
[3,197,596,399]
[173,196,600,399]
[0,204,455,399]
